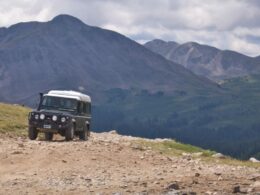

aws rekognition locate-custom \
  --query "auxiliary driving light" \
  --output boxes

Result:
[61,117,66,123]
[40,114,45,120]
[52,115,58,121]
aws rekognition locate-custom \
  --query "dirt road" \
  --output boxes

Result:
[0,132,260,194]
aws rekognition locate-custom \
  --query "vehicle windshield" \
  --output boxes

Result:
[40,96,78,112]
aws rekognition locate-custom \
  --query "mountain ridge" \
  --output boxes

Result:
[144,39,260,81]
[0,14,219,105]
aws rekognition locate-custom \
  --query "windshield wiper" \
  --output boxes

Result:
[40,105,60,109]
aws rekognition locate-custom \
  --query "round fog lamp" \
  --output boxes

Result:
[61,117,66,123]
[40,114,45,120]
[52,115,57,121]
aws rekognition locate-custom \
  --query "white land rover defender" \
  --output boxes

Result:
[28,90,91,141]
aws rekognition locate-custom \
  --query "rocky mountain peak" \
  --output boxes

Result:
[145,39,260,81]
[147,39,179,47]
[184,41,199,47]
[50,14,86,26]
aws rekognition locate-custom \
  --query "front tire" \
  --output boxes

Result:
[45,132,53,141]
[28,126,38,140]
[65,124,74,141]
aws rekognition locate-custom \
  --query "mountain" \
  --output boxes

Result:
[144,39,260,81]
[0,15,217,105]
[1,15,260,160]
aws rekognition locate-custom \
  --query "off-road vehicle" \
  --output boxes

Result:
[28,90,91,141]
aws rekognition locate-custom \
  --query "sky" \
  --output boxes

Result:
[0,0,260,57]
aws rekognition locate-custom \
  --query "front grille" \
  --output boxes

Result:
[45,114,53,121]
[42,113,59,124]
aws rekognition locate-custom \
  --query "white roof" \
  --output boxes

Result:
[46,90,91,102]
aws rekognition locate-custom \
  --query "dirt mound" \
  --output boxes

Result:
[0,132,259,194]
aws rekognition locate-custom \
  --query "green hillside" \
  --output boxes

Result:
[0,103,30,135]
[93,74,260,160]
[1,74,259,160]
[137,139,260,168]
[1,102,259,168]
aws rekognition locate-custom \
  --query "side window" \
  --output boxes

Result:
[85,103,91,114]
[82,102,87,114]
[88,103,91,114]
[77,101,83,113]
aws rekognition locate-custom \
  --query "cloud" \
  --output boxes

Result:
[0,0,260,56]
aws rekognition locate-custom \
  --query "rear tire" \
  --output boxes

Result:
[28,127,38,140]
[87,128,90,137]
[79,125,90,141]
[65,124,74,141]
[45,132,53,141]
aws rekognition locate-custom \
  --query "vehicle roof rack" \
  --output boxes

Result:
[46,90,91,102]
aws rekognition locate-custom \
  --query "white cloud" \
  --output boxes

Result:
[0,0,260,56]
[0,0,52,26]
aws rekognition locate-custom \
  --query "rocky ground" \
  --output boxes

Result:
[0,131,260,195]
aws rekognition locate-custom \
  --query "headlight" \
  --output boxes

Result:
[52,115,57,121]
[35,114,39,120]
[61,117,66,123]
[40,114,45,120]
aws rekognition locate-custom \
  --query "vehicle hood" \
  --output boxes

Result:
[37,109,74,116]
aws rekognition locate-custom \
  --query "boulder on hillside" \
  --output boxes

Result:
[212,153,225,159]
[249,157,260,163]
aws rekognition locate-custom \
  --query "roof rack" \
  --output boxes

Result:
[46,90,91,102]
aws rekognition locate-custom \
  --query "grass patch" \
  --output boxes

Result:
[0,103,31,136]
[203,156,260,168]
[136,139,260,168]
[136,139,215,157]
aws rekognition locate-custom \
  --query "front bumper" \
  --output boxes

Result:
[29,120,72,133]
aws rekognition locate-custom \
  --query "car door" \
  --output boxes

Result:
[85,102,91,128]
[76,101,85,131]
[82,102,90,130]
